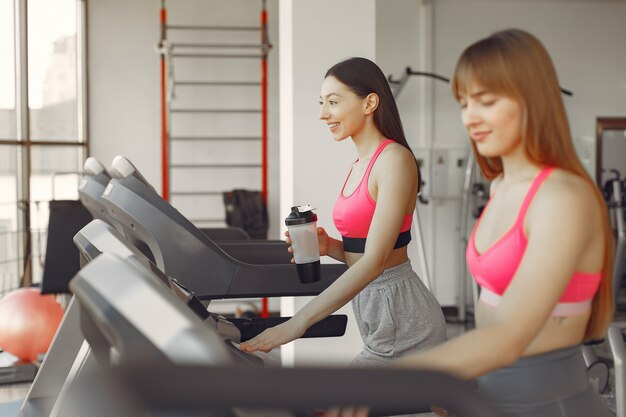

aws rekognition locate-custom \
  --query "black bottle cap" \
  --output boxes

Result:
[285,205,317,226]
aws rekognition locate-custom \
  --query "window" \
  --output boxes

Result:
[0,0,87,293]
[0,0,16,140]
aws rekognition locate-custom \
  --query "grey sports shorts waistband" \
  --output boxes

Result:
[366,260,416,288]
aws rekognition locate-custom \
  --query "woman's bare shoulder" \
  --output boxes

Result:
[543,169,595,199]
[377,141,416,167]
[532,168,602,222]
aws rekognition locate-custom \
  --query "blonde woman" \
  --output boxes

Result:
[384,29,615,417]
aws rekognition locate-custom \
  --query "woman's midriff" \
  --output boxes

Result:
[475,300,591,357]
[344,246,409,269]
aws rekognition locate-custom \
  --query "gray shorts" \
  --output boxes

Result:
[350,260,447,366]
[478,344,612,417]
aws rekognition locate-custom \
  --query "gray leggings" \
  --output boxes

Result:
[478,344,612,417]
[350,260,447,366]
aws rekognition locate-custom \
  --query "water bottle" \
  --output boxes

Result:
[285,206,321,283]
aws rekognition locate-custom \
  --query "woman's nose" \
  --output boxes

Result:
[320,100,333,120]
[462,105,480,128]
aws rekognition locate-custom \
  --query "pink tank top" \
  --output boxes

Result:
[332,139,412,253]
[466,167,602,316]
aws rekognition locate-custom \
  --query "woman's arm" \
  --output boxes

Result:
[395,178,600,379]
[240,146,417,352]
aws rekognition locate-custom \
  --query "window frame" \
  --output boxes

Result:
[1,0,89,288]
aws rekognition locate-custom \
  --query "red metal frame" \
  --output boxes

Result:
[160,1,271,317]
[160,5,169,201]
[260,3,269,318]
[261,6,269,206]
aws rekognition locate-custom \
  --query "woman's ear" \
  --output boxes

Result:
[363,93,379,115]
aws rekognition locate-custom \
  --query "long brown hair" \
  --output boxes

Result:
[326,57,421,192]
[452,29,614,340]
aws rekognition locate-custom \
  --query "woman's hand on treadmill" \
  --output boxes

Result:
[325,406,369,417]
[284,228,330,262]
[239,317,307,353]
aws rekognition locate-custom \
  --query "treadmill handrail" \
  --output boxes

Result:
[102,175,345,299]
[80,364,504,417]
[83,157,109,177]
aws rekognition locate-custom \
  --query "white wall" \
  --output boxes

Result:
[88,0,161,187]
[433,0,626,150]
[375,0,423,146]
[87,0,281,239]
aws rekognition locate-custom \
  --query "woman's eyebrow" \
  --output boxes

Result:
[470,90,490,98]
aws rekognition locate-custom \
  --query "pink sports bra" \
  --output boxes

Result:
[332,139,412,253]
[466,167,602,316]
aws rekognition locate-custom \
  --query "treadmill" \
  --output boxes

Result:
[79,156,347,347]
[73,219,347,345]
[78,156,254,260]
[14,159,158,417]
[78,156,157,263]
[15,218,346,417]
[63,253,503,417]
[14,217,146,417]
[101,155,347,300]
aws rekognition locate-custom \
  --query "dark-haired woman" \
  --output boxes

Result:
[241,57,446,365]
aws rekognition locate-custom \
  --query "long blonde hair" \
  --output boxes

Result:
[452,29,614,340]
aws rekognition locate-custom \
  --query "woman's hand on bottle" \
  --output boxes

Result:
[284,227,329,263]
[239,317,307,353]
[316,227,330,256]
